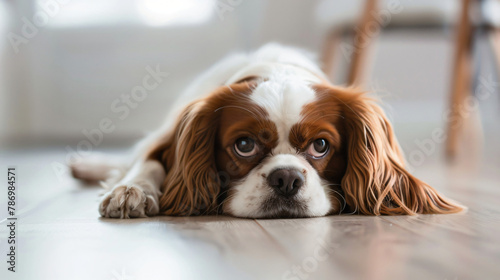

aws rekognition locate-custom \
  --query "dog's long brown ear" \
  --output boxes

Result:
[146,99,221,216]
[146,82,256,216]
[328,86,464,215]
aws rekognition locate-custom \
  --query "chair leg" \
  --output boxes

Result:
[490,28,500,83]
[321,29,341,80]
[347,0,380,86]
[445,0,474,161]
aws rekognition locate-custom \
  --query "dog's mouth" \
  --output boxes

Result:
[258,194,309,218]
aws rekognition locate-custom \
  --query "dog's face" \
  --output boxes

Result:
[214,79,346,218]
[148,77,463,218]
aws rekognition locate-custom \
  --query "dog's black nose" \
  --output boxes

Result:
[267,168,304,197]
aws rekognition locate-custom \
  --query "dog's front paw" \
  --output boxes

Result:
[99,184,159,218]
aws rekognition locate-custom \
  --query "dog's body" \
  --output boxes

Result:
[71,44,463,219]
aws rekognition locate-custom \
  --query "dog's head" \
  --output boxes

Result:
[147,76,463,218]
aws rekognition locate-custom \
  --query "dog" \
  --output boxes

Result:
[71,44,463,219]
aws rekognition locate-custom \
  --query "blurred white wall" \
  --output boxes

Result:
[1,0,498,149]
[1,0,332,145]
[0,0,8,139]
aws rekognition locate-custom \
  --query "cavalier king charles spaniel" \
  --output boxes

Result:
[71,44,463,219]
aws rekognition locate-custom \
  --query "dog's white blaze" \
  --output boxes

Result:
[250,73,317,154]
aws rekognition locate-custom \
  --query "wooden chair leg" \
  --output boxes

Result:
[445,0,474,161]
[347,0,380,86]
[490,28,500,82]
[321,29,341,80]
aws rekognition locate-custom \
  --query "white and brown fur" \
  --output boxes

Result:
[71,44,464,219]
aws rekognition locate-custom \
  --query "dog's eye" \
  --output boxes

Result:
[234,137,258,157]
[307,138,329,158]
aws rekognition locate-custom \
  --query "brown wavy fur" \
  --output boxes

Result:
[317,85,464,215]
[147,81,464,216]
[146,83,256,216]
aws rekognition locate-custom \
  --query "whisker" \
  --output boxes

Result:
[214,188,236,214]
[324,185,347,213]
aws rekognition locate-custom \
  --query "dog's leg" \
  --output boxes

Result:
[70,154,128,184]
[98,160,165,219]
